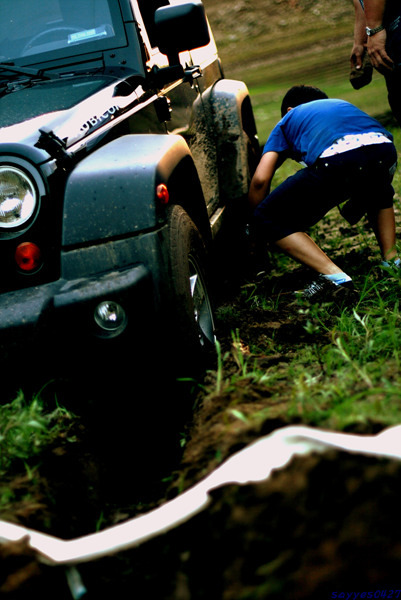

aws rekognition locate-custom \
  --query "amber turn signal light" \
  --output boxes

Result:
[156,183,169,205]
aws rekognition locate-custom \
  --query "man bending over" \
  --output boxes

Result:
[248,84,399,301]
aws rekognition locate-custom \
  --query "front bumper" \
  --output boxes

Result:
[0,263,152,357]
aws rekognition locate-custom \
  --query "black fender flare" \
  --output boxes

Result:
[204,79,260,204]
[62,134,211,248]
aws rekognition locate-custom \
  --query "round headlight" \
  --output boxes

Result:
[0,166,37,229]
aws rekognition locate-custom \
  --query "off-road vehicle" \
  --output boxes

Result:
[0,0,259,384]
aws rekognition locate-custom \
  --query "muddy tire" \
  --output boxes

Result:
[167,204,215,376]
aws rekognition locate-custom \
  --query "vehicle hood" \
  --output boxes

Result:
[0,76,112,128]
[0,74,144,153]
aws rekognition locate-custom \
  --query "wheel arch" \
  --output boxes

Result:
[62,133,211,248]
[165,154,212,247]
[205,78,260,205]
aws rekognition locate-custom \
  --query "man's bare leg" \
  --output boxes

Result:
[275,231,344,274]
[369,206,398,261]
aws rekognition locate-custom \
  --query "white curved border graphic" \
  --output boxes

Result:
[0,424,400,566]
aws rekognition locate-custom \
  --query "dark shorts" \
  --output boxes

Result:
[252,142,397,242]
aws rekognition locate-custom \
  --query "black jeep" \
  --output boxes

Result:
[0,0,259,387]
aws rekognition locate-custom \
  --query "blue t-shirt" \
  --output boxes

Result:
[263,99,393,166]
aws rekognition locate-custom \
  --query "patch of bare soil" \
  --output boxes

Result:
[117,452,401,600]
[201,0,354,85]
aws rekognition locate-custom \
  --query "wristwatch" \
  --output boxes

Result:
[366,24,385,36]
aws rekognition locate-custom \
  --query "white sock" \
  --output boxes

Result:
[382,257,401,268]
[321,272,352,286]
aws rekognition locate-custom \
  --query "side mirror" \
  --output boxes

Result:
[154,1,210,65]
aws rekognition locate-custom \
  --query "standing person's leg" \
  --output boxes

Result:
[384,16,401,126]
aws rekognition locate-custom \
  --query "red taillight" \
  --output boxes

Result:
[15,242,42,272]
[156,183,169,205]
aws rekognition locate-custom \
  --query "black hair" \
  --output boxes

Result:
[280,85,328,117]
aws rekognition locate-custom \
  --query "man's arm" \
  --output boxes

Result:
[351,0,367,69]
[248,151,281,210]
[364,0,394,72]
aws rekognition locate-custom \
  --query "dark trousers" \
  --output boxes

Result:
[385,11,401,124]
[253,143,397,242]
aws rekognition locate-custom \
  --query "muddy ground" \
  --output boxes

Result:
[1,205,401,599]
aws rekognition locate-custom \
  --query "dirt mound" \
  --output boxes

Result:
[2,448,400,600]
[171,451,401,600]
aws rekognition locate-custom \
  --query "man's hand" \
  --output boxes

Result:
[350,42,366,70]
[367,29,394,72]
